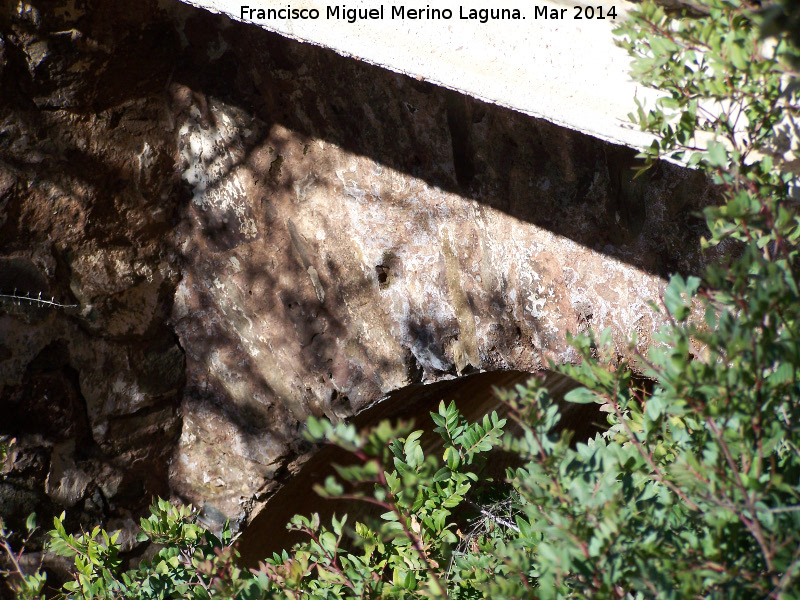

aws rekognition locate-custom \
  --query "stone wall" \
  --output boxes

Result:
[0,0,720,542]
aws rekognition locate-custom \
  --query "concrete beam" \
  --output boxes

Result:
[176,0,660,149]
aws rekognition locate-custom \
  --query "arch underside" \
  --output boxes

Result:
[236,369,602,563]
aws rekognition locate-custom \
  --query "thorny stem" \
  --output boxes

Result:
[466,500,520,533]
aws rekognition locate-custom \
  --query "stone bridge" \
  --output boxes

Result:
[0,0,718,548]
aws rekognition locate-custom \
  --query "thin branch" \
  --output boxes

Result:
[0,538,25,579]
[0,290,78,309]
[466,501,520,533]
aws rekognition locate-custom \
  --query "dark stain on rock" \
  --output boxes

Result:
[604,144,649,245]
[268,153,284,181]
[375,250,398,290]
[445,90,476,188]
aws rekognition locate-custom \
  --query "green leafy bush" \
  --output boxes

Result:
[2,0,799,598]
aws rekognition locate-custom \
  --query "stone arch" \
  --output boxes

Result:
[0,0,716,549]
[235,369,602,564]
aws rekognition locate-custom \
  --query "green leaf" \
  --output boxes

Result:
[564,387,599,404]
[707,139,728,167]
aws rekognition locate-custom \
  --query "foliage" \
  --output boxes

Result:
[2,1,800,599]
[1,513,46,600]
[616,0,800,251]
[1,498,250,599]
[2,409,510,600]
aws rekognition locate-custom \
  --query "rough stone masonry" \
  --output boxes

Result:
[0,0,721,541]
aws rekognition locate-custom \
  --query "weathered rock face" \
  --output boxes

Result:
[0,0,719,538]
[0,0,186,536]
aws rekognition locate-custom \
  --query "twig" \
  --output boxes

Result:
[0,538,25,578]
[0,289,78,309]
[467,501,520,533]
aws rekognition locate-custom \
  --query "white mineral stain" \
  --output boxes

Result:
[179,106,257,238]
